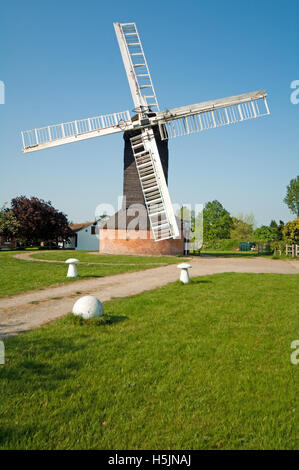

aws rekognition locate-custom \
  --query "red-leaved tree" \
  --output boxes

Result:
[11,196,72,244]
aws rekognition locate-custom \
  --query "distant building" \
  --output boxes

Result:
[62,222,99,251]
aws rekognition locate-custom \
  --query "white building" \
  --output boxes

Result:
[63,222,99,251]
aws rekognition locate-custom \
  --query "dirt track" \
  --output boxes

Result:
[0,255,298,338]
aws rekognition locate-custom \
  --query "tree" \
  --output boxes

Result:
[253,225,277,242]
[11,196,72,244]
[0,204,20,238]
[277,220,285,240]
[230,213,255,239]
[269,220,279,239]
[237,212,256,228]
[203,200,233,240]
[284,176,299,217]
[283,218,299,244]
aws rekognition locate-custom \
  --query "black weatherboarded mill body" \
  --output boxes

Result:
[102,124,169,230]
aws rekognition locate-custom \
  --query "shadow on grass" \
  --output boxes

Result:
[69,314,128,327]
[0,335,87,391]
[190,279,212,284]
[107,315,128,325]
[0,315,128,395]
[0,424,38,448]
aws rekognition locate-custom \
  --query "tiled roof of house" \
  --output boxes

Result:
[69,222,94,233]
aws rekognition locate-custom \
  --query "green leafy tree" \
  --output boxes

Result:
[269,220,279,239]
[283,218,299,244]
[284,176,299,216]
[237,212,256,227]
[277,220,285,240]
[0,204,20,238]
[230,213,255,239]
[203,200,233,240]
[253,225,277,242]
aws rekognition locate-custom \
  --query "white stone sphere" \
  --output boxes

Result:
[72,295,103,320]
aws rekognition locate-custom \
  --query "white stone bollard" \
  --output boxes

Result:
[72,295,104,320]
[65,258,80,278]
[177,263,192,284]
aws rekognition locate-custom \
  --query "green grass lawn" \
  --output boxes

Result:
[0,251,179,298]
[31,250,182,264]
[200,251,296,260]
[200,250,260,258]
[0,273,298,449]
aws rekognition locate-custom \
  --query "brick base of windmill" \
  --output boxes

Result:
[99,127,185,256]
[100,226,185,256]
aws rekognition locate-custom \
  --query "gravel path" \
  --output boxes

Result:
[0,256,298,339]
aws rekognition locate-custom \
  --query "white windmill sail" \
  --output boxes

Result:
[157,90,270,140]
[114,22,159,113]
[114,22,179,240]
[130,129,180,241]
[22,110,132,153]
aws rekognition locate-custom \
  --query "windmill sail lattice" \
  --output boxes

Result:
[130,129,179,240]
[22,110,132,152]
[114,21,179,240]
[114,23,159,112]
[158,91,269,140]
[21,21,270,243]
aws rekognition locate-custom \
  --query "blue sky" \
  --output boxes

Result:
[0,0,298,226]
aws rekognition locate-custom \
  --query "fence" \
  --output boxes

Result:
[285,244,299,257]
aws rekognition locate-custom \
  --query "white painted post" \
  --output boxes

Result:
[65,258,79,278]
[177,263,192,284]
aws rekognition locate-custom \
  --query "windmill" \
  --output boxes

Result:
[21,22,270,246]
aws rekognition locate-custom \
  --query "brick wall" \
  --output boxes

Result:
[100,229,184,256]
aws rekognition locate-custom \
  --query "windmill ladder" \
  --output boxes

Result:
[130,130,179,241]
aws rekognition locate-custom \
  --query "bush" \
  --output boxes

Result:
[283,218,299,244]
[202,238,244,251]
[269,240,286,253]
[253,225,278,242]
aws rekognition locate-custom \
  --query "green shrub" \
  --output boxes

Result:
[283,218,299,244]
[269,240,286,253]
[202,238,244,251]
